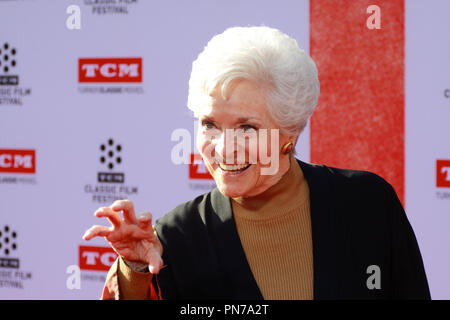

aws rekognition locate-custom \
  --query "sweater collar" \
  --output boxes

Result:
[230,154,309,219]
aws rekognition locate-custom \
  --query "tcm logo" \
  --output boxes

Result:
[78,58,142,83]
[0,225,19,269]
[189,153,213,180]
[98,138,124,183]
[0,42,19,86]
[437,160,450,188]
[0,149,35,174]
[79,245,118,271]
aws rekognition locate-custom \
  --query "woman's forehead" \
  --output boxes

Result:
[198,104,265,123]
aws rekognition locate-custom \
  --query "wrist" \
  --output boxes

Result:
[122,257,149,273]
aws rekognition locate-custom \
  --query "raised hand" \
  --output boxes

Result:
[82,200,163,274]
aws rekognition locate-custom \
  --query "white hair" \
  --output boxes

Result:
[187,26,320,137]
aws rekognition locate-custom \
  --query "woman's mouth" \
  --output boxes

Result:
[218,162,252,175]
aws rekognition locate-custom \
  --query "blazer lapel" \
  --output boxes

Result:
[208,188,264,299]
[298,160,339,299]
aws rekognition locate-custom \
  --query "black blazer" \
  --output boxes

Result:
[154,159,431,300]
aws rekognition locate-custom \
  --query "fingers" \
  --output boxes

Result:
[94,207,121,228]
[111,199,136,225]
[137,211,153,232]
[83,225,112,241]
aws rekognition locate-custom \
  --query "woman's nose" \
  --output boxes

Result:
[214,130,237,164]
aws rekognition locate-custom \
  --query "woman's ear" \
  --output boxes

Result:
[292,135,299,147]
[283,135,299,155]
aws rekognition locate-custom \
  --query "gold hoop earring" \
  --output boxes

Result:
[281,141,294,154]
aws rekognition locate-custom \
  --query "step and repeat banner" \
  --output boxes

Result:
[0,0,448,299]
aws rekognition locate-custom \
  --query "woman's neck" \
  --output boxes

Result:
[232,154,307,217]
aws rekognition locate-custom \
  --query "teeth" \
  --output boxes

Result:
[219,163,250,171]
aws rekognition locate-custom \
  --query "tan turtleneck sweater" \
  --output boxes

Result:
[231,155,313,299]
[116,155,313,300]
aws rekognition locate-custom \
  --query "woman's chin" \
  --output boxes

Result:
[216,183,248,198]
[212,164,257,198]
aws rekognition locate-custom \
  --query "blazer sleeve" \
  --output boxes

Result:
[101,258,120,300]
[386,184,431,299]
[100,257,162,300]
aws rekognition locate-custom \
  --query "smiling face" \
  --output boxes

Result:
[196,79,295,198]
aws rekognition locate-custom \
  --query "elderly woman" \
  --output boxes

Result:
[83,26,430,300]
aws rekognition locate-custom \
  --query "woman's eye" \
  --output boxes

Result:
[242,124,257,132]
[202,121,215,129]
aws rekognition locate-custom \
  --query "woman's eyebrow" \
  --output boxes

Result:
[236,117,261,123]
[200,115,262,123]
[200,115,214,122]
